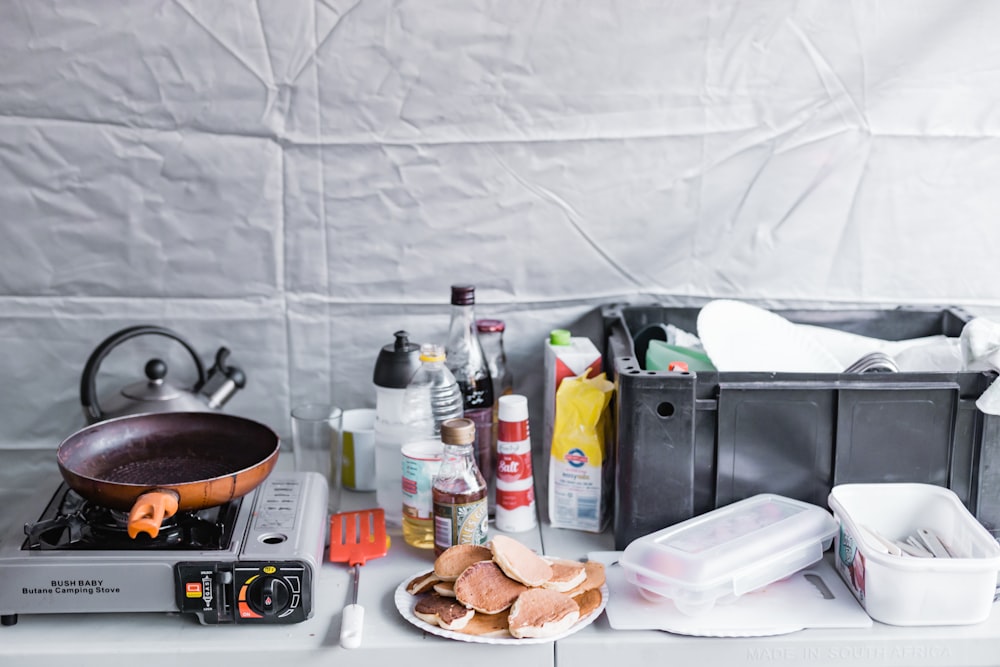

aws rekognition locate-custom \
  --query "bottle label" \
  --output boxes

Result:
[457,378,495,411]
[496,449,532,483]
[496,486,534,511]
[402,443,442,520]
[498,420,529,442]
[433,498,488,550]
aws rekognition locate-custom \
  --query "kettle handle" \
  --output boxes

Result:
[80,325,207,423]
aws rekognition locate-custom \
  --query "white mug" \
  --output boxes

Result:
[341,408,376,491]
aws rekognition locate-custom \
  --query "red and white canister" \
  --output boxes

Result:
[495,394,538,532]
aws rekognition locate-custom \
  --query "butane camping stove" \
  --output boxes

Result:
[0,471,327,626]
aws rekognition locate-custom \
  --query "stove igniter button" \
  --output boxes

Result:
[247,576,290,616]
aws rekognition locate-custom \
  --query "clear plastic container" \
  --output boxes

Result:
[619,494,838,616]
[829,483,1000,626]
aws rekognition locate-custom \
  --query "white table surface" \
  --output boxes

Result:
[2,448,1000,667]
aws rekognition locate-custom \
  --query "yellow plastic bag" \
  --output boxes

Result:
[547,371,615,532]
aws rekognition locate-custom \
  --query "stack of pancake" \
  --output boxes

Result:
[408,535,606,639]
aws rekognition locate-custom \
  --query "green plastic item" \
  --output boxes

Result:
[645,339,716,372]
[550,329,571,346]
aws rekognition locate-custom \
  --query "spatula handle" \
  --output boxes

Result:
[340,603,364,649]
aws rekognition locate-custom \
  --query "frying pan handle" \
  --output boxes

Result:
[127,489,180,539]
[80,325,208,423]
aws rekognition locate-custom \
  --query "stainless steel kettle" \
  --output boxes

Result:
[80,324,246,424]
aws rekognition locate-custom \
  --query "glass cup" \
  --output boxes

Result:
[291,403,344,514]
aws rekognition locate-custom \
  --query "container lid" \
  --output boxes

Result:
[451,285,476,306]
[441,417,476,445]
[401,438,444,460]
[619,494,838,614]
[419,343,446,363]
[477,318,505,333]
[550,329,571,345]
[373,330,421,388]
[498,394,528,423]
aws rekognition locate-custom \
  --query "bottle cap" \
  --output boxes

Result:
[440,417,476,445]
[419,343,446,363]
[373,330,421,388]
[476,318,505,333]
[451,285,476,306]
[550,329,571,346]
[498,394,528,423]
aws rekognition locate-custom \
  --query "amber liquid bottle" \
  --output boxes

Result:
[432,418,488,556]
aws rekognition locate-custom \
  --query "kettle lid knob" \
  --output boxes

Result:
[121,358,185,402]
[145,358,167,380]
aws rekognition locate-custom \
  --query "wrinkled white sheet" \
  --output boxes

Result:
[1,1,1000,452]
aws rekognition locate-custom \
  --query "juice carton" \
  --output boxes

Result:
[547,372,615,532]
[542,330,602,460]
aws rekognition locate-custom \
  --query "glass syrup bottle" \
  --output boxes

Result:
[431,417,488,556]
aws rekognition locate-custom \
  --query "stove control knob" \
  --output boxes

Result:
[247,576,291,616]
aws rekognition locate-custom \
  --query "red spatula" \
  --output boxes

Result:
[329,508,389,649]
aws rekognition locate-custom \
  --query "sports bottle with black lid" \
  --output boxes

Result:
[373,330,433,526]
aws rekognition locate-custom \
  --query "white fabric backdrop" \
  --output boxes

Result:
[1,0,999,454]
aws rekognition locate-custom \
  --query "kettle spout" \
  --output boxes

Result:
[200,347,247,409]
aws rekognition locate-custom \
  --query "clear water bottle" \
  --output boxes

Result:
[409,343,463,435]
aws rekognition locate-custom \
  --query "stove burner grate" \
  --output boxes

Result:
[22,484,241,551]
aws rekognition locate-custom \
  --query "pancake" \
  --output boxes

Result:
[572,587,603,618]
[454,609,512,637]
[454,560,528,614]
[542,558,587,592]
[507,588,581,639]
[413,593,475,631]
[565,560,606,596]
[490,535,553,587]
[406,571,441,595]
[433,544,493,582]
[433,580,456,597]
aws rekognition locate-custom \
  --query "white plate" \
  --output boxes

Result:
[395,569,608,644]
[696,300,842,373]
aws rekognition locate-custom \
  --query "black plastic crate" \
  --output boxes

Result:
[601,302,1000,549]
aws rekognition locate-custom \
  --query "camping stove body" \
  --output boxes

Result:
[0,471,328,626]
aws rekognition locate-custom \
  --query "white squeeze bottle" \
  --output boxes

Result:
[373,330,431,526]
[495,394,537,533]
